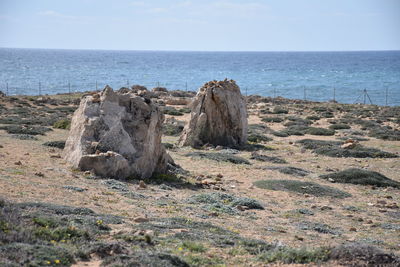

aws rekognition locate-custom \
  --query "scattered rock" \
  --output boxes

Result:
[138,180,147,189]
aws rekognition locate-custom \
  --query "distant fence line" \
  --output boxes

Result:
[2,80,400,106]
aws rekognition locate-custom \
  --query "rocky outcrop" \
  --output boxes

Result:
[179,79,248,148]
[64,86,172,179]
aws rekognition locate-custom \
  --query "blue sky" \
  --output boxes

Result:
[0,0,399,51]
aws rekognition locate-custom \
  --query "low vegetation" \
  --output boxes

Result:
[253,180,351,198]
[320,168,400,188]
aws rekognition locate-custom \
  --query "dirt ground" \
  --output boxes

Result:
[0,92,399,267]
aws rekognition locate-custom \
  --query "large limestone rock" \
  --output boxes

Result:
[179,79,248,148]
[64,86,172,179]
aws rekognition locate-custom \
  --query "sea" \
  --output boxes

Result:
[1,48,399,106]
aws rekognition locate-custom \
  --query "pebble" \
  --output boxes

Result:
[34,172,44,177]
[14,161,22,165]
[295,235,304,241]
[236,205,248,211]
[138,180,147,189]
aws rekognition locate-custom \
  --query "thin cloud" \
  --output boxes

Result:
[37,10,94,24]
[130,1,146,7]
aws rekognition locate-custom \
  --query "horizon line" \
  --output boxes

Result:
[1,46,400,53]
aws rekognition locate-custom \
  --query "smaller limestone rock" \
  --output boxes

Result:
[179,80,248,148]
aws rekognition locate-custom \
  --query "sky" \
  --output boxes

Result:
[0,0,399,51]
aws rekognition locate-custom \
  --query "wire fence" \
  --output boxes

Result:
[2,80,400,106]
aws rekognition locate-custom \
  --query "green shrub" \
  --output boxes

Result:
[259,247,330,264]
[329,124,351,130]
[0,125,52,135]
[297,139,397,158]
[261,117,284,123]
[306,115,320,121]
[43,141,66,149]
[271,107,288,114]
[248,134,272,143]
[320,168,400,188]
[53,119,71,129]
[181,241,207,252]
[185,152,250,165]
[163,124,184,136]
[253,180,351,198]
[306,127,335,136]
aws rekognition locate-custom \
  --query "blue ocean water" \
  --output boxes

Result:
[0,48,399,106]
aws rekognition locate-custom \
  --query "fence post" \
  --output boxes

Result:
[245,87,248,97]
[273,88,276,98]
[127,79,129,88]
[68,82,71,94]
[157,81,160,87]
[185,82,188,92]
[96,80,98,91]
[39,81,41,96]
[385,87,388,106]
[6,82,8,96]
[363,89,366,104]
[333,87,336,102]
[303,86,306,100]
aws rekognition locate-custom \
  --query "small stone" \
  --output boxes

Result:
[236,205,248,211]
[366,220,373,224]
[377,200,387,205]
[138,180,147,189]
[217,173,223,178]
[349,227,357,232]
[24,153,29,155]
[84,171,91,175]
[14,161,22,165]
[357,218,364,222]
[321,206,333,211]
[34,172,44,177]
[328,178,335,183]
[295,235,304,241]
[50,154,61,158]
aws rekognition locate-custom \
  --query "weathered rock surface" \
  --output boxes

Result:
[179,79,248,148]
[64,86,172,179]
